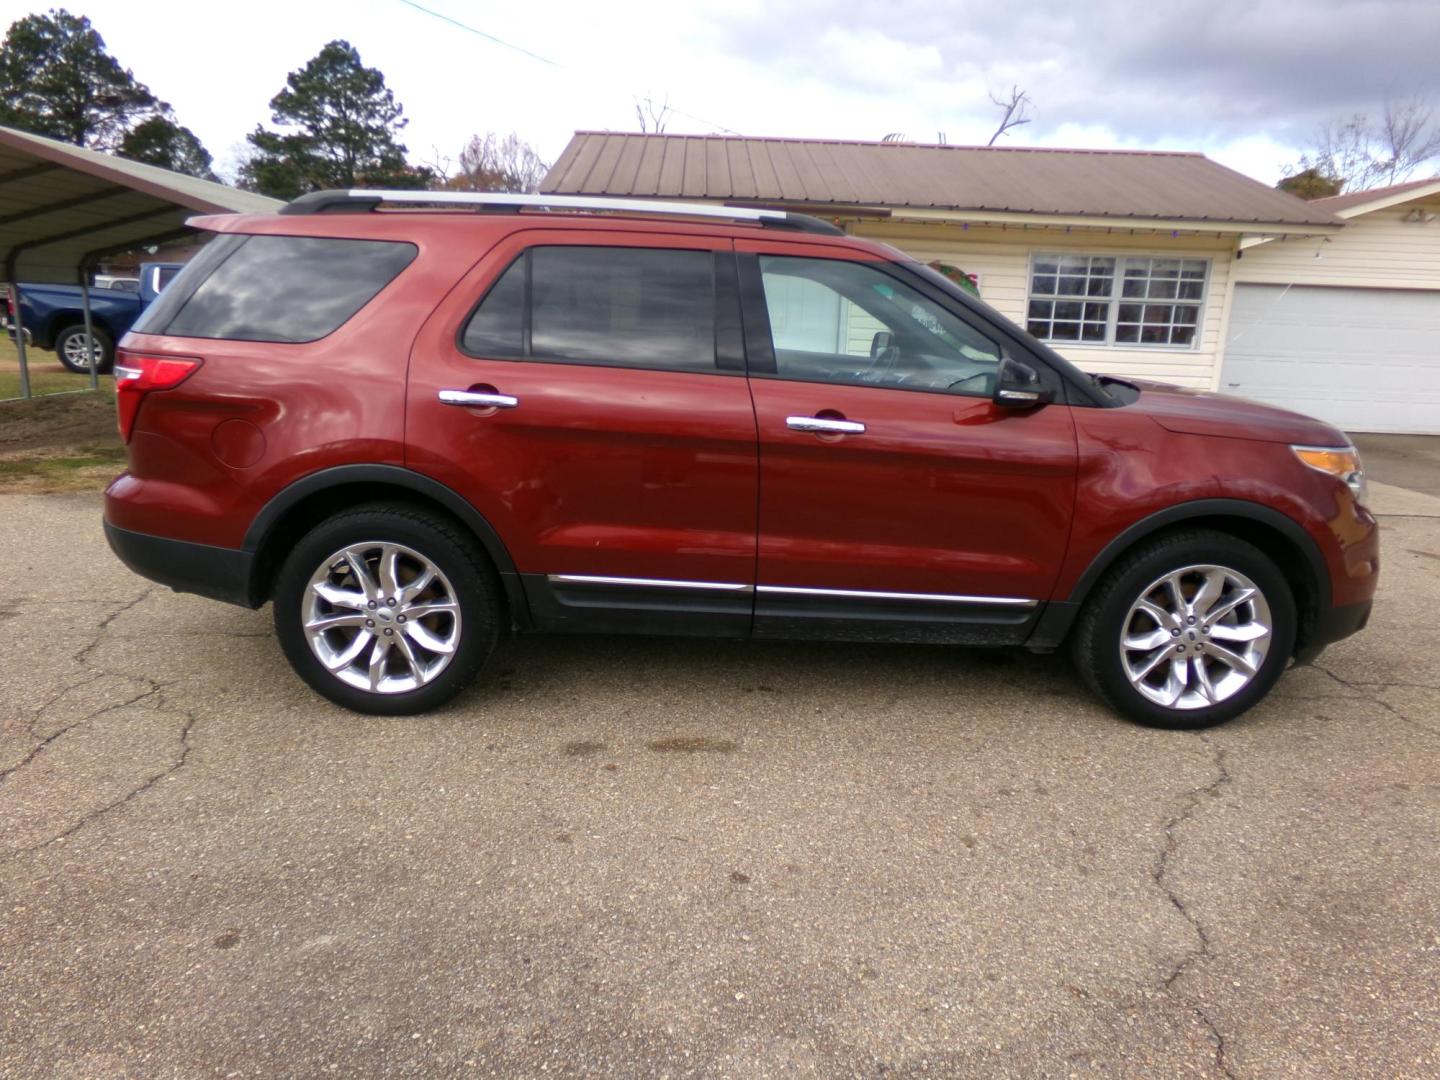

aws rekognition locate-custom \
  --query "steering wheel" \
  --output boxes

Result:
[843,339,904,385]
[874,341,903,374]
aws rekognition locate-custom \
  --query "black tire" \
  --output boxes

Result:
[54,323,114,374]
[1071,529,1297,729]
[273,502,501,715]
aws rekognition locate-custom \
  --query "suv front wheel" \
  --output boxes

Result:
[1072,530,1297,728]
[273,503,500,714]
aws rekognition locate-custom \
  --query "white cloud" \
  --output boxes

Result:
[812,26,944,89]
[18,0,1438,185]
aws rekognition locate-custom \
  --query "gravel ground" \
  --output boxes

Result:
[1,487,1437,1079]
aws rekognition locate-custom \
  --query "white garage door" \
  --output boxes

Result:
[1223,284,1440,434]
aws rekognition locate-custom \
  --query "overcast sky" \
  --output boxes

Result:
[5,0,1438,184]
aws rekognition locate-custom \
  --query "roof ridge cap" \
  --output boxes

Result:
[567,131,1204,157]
[1310,173,1440,204]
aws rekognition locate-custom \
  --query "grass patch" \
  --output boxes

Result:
[0,384,118,453]
[0,335,100,400]
[1,342,125,492]
[0,444,127,493]
[0,444,126,477]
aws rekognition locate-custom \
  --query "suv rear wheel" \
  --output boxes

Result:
[273,503,500,714]
[1072,530,1296,729]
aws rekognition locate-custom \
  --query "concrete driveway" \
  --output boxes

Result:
[2,488,1438,1079]
[1351,434,1440,498]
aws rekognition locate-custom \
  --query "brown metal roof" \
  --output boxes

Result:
[1310,175,1440,214]
[542,133,1339,229]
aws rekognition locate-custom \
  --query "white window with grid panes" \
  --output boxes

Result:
[1027,254,1208,349]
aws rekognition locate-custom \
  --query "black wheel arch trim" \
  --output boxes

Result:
[48,312,114,346]
[1067,499,1330,607]
[242,464,530,626]
[1027,499,1331,651]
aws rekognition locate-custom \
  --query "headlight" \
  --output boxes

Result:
[1293,445,1368,506]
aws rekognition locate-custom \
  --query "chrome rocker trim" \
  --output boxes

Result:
[547,574,751,592]
[546,574,1035,606]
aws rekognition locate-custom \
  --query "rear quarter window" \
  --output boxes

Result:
[459,245,720,373]
[134,235,417,343]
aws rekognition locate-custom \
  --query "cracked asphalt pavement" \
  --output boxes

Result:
[3,488,1439,1078]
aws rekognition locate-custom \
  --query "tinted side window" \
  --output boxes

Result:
[460,246,717,373]
[131,235,243,333]
[758,255,1002,397]
[140,235,416,343]
[460,255,524,356]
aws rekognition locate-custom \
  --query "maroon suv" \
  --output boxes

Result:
[103,191,1377,727]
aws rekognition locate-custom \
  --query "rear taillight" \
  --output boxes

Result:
[114,351,202,441]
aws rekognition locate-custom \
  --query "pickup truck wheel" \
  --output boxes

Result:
[1071,529,1296,729]
[273,503,501,715]
[55,324,113,374]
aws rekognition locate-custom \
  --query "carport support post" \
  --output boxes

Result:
[79,272,98,390]
[9,280,31,400]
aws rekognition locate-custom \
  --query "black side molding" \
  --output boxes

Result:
[1022,600,1081,652]
[754,590,1038,645]
[522,574,751,638]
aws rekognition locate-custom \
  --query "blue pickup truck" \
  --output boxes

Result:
[4,262,184,373]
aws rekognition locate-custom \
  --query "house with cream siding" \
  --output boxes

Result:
[846,219,1238,391]
[542,134,1437,432]
[1225,177,1440,433]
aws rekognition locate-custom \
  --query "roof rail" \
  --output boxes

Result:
[278,189,846,235]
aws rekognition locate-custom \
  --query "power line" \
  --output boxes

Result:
[395,0,559,67]
[392,0,741,135]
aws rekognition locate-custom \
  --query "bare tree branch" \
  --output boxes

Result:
[987,85,1032,146]
[634,94,672,134]
[421,144,453,184]
[440,132,549,193]
[1379,94,1440,184]
[1293,93,1440,191]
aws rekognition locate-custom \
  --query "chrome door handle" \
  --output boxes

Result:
[439,389,519,409]
[786,415,865,435]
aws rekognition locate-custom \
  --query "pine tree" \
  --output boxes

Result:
[1275,168,1342,200]
[239,40,431,198]
[0,8,159,149]
[118,115,218,180]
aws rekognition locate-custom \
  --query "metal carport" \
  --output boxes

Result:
[0,124,280,398]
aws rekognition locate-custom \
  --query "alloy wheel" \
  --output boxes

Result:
[302,541,462,694]
[62,332,102,368]
[1119,563,1272,711]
